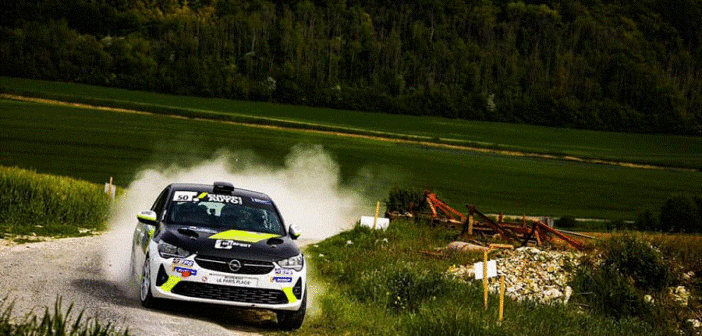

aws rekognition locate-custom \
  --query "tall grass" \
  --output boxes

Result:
[0,297,129,336]
[0,166,111,236]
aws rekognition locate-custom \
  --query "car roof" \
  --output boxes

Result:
[168,183,273,201]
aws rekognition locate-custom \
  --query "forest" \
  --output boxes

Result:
[1,0,701,134]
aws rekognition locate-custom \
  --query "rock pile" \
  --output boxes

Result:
[447,246,583,304]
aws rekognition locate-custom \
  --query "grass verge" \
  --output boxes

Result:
[0,166,112,238]
[293,219,672,335]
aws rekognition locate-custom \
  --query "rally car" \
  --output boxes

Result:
[130,181,306,330]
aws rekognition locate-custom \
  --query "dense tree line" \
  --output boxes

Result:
[1,0,701,134]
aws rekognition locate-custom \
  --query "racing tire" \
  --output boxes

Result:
[140,254,156,308]
[276,290,306,331]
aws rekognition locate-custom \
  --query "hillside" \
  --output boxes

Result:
[1,0,701,134]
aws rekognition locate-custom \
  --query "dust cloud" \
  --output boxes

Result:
[101,144,369,294]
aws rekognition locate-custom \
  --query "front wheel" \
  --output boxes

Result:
[140,254,155,308]
[276,290,306,330]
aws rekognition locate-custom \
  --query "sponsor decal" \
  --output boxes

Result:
[173,191,198,202]
[173,258,194,267]
[251,198,272,205]
[206,194,242,204]
[214,240,252,249]
[274,268,294,275]
[175,266,197,277]
[271,276,293,283]
[210,274,258,287]
[190,226,218,234]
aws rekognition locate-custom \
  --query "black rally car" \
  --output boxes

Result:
[130,181,306,330]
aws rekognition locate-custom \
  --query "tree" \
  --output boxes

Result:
[659,195,701,233]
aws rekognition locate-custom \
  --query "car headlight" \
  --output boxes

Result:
[277,254,304,272]
[157,240,191,258]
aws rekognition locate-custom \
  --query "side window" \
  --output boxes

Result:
[151,187,170,220]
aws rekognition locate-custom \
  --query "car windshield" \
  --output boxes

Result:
[166,193,284,235]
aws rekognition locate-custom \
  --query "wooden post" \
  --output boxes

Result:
[468,213,474,235]
[499,274,505,321]
[108,177,114,201]
[483,249,488,310]
[373,201,380,230]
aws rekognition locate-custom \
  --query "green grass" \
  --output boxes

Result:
[1,98,701,220]
[0,297,129,336]
[2,76,702,170]
[0,166,111,237]
[294,220,669,336]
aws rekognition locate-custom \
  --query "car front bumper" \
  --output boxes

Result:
[146,242,306,311]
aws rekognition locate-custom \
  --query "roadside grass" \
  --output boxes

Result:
[0,166,111,239]
[295,219,668,336]
[0,297,129,336]
[2,76,702,171]
[2,98,702,221]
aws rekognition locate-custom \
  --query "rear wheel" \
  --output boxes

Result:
[276,290,306,330]
[140,254,155,308]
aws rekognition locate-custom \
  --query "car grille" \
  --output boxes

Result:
[171,282,288,304]
[194,255,275,275]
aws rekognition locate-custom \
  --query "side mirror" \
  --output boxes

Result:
[137,210,158,226]
[289,224,302,240]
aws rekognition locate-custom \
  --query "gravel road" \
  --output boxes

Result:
[0,235,302,335]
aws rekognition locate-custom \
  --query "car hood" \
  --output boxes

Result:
[156,224,300,262]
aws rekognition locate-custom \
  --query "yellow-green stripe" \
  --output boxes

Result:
[282,287,297,304]
[209,229,280,243]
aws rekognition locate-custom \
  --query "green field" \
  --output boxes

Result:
[3,76,702,170]
[2,94,701,220]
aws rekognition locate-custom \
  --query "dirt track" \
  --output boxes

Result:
[0,235,280,336]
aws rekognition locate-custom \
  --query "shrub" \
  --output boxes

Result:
[659,194,701,233]
[599,235,671,291]
[554,215,577,229]
[385,187,426,214]
[605,219,633,231]
[570,235,670,321]
[635,209,658,231]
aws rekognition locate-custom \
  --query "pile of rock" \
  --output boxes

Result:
[447,246,583,304]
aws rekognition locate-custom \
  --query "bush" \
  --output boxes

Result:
[659,194,701,233]
[570,235,670,321]
[599,235,671,291]
[605,219,633,231]
[554,215,577,229]
[635,210,658,231]
[385,187,426,214]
